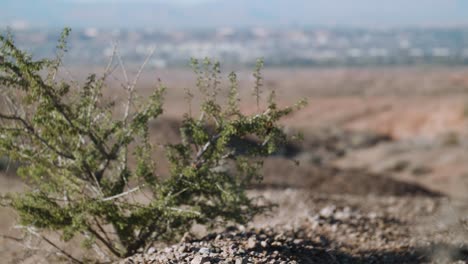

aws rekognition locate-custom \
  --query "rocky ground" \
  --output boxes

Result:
[120,191,468,264]
[5,122,468,263]
[119,127,468,264]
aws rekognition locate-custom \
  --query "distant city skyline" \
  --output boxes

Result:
[10,26,468,67]
[1,0,468,29]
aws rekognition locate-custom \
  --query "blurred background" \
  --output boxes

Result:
[3,1,468,262]
[2,0,468,67]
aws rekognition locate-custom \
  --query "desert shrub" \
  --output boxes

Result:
[0,28,305,262]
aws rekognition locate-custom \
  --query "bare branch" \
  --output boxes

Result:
[102,185,144,202]
[0,234,23,243]
[116,48,129,89]
[129,47,155,100]
[169,207,201,216]
[123,46,156,124]
[194,133,222,167]
[93,216,112,245]
[115,48,156,192]
[103,42,118,79]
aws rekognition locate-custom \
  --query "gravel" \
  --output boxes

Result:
[119,190,468,264]
[119,226,336,264]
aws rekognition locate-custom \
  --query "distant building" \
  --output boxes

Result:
[432,48,450,57]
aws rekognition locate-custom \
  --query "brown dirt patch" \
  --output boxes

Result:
[260,158,442,197]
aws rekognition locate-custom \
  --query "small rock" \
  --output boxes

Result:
[246,237,257,249]
[199,247,211,255]
[181,232,193,243]
[368,212,378,219]
[159,255,169,262]
[320,205,336,218]
[293,239,303,245]
[335,206,352,220]
[147,247,156,254]
[191,255,211,264]
[271,241,282,247]
[235,257,247,264]
[166,253,175,260]
[330,224,338,232]
[260,240,268,248]
[178,245,187,253]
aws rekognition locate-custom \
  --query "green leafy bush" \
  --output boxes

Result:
[0,28,305,262]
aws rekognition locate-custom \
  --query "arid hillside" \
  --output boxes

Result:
[3,66,468,263]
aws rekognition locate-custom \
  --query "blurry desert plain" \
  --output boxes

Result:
[4,63,468,261]
[4,1,468,262]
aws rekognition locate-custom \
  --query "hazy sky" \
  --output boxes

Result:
[62,0,218,3]
[63,0,216,2]
[2,0,468,29]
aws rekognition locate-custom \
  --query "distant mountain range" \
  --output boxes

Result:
[2,0,468,29]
